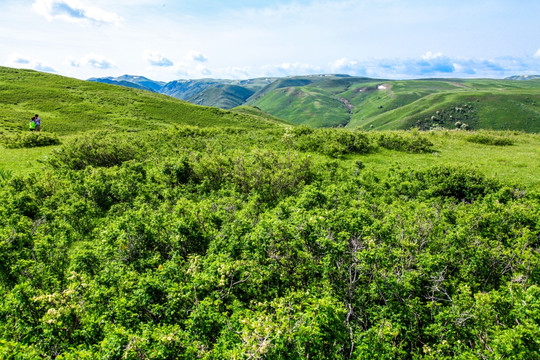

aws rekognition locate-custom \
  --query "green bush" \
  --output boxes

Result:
[1,127,540,359]
[291,128,374,157]
[466,132,514,146]
[0,131,60,148]
[48,131,143,170]
[377,132,434,153]
[388,165,501,202]
[0,169,12,183]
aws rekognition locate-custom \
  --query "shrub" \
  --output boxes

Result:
[389,165,501,202]
[0,169,12,183]
[192,149,318,203]
[466,132,514,146]
[0,132,60,148]
[47,131,143,170]
[376,132,434,153]
[291,128,374,157]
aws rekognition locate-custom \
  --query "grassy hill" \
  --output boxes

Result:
[89,73,540,132]
[188,85,255,109]
[248,77,540,131]
[0,66,286,136]
[2,67,540,359]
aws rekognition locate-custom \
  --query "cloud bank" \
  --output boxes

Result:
[144,51,174,67]
[188,51,208,63]
[32,0,122,25]
[5,53,56,73]
[67,54,115,69]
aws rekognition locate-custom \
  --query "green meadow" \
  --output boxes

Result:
[1,67,540,359]
[248,76,540,131]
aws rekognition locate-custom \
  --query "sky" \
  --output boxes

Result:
[1,0,540,81]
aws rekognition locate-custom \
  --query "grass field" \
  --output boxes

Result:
[0,66,285,135]
[248,76,540,131]
[357,130,540,190]
[2,67,540,359]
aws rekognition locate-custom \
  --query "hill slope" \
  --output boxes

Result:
[248,77,540,131]
[0,67,286,135]
[188,85,255,109]
[89,73,540,132]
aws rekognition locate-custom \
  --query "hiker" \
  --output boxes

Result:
[35,114,41,131]
[29,116,36,131]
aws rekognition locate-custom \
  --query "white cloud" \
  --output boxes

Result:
[32,0,122,25]
[421,51,444,60]
[261,62,322,77]
[143,51,174,67]
[187,51,208,63]
[5,53,56,73]
[329,58,362,74]
[66,54,115,69]
[6,53,31,65]
[534,49,540,58]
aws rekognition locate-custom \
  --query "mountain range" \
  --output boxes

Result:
[89,74,540,132]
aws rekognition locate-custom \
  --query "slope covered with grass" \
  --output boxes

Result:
[1,68,540,359]
[248,77,540,131]
[0,66,285,136]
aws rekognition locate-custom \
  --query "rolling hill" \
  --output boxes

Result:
[0,66,287,136]
[187,85,255,109]
[248,77,540,131]
[90,75,276,108]
[90,73,540,132]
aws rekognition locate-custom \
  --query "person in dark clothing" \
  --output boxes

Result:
[35,114,41,131]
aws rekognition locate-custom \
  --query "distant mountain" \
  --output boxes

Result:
[188,85,255,109]
[89,75,276,107]
[114,75,166,92]
[88,74,540,132]
[159,79,226,100]
[88,75,165,93]
[505,75,540,81]
[1,66,286,135]
[87,78,155,92]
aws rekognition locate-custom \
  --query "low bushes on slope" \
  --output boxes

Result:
[0,132,60,149]
[466,132,515,146]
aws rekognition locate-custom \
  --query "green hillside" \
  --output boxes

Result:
[188,85,255,109]
[0,66,285,135]
[1,67,540,359]
[248,77,540,131]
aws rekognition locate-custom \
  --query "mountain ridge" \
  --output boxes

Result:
[89,74,540,132]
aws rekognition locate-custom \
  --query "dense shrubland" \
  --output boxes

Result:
[1,126,539,359]
[0,132,60,149]
[465,131,515,146]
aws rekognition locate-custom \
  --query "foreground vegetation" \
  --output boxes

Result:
[1,125,539,359]
[1,68,540,358]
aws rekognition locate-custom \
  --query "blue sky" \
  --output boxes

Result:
[1,0,539,81]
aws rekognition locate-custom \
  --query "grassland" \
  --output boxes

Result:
[0,67,538,190]
[359,130,540,190]
[248,76,540,131]
[0,66,285,136]
[2,67,540,359]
